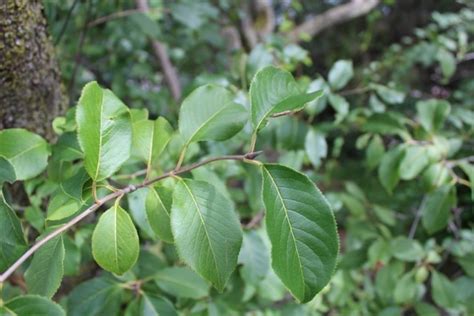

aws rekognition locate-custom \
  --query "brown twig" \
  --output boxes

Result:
[0,152,262,283]
[135,0,182,101]
[87,8,165,28]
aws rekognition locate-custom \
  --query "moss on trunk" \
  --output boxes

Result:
[0,0,67,140]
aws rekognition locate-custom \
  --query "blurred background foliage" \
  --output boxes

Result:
[5,0,473,315]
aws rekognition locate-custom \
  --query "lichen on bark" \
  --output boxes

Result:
[0,0,67,140]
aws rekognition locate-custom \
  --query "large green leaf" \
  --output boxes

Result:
[132,117,173,169]
[328,60,353,90]
[92,204,140,274]
[261,164,339,302]
[0,195,27,272]
[250,66,322,131]
[431,271,458,309]
[178,84,247,145]
[67,277,123,316]
[390,236,424,262]
[155,266,210,299]
[146,185,174,243]
[76,81,132,181]
[0,157,16,184]
[421,185,455,234]
[25,235,65,298]
[5,295,65,316]
[0,128,49,181]
[416,99,451,133]
[171,179,242,291]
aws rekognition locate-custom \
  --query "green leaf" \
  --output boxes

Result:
[171,179,242,291]
[5,295,65,316]
[0,195,27,272]
[399,146,430,180]
[304,129,327,168]
[178,84,247,145]
[437,48,456,80]
[146,185,174,243]
[459,162,474,201]
[0,128,49,181]
[155,266,210,299]
[250,66,322,131]
[378,146,405,194]
[132,117,173,168]
[0,156,16,184]
[140,293,177,316]
[46,193,82,222]
[431,271,458,309]
[238,230,270,286]
[391,236,424,262]
[394,271,418,304]
[67,277,123,316]
[366,135,385,170]
[364,113,407,136]
[76,81,132,181]
[328,60,353,90]
[416,99,451,133]
[371,83,405,104]
[422,185,455,234]
[328,93,349,122]
[92,204,140,274]
[261,164,339,302]
[25,235,65,298]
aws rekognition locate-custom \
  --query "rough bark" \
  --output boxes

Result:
[0,0,67,140]
[286,0,380,42]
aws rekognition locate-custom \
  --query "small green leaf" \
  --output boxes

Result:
[155,266,210,299]
[0,128,49,181]
[250,66,322,131]
[261,164,339,302]
[328,93,349,122]
[394,271,418,304]
[25,235,65,298]
[391,236,424,262]
[416,99,451,133]
[399,146,430,180]
[304,129,327,168]
[328,60,353,90]
[364,113,407,136]
[171,179,242,291]
[366,135,385,170]
[76,81,132,181]
[146,185,174,243]
[92,204,140,274]
[437,48,456,80]
[371,83,405,104]
[178,84,247,145]
[140,293,177,316]
[67,277,123,316]
[5,295,65,316]
[459,162,474,201]
[0,195,27,272]
[421,185,455,234]
[132,117,173,169]
[378,146,406,194]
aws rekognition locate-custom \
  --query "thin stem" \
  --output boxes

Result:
[87,8,165,28]
[249,132,258,153]
[0,152,262,283]
[175,145,188,171]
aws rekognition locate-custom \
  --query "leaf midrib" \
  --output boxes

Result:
[263,167,305,298]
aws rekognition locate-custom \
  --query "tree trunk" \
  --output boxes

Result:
[0,0,67,140]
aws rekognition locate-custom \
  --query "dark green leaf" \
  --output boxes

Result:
[431,271,458,309]
[0,195,27,272]
[261,164,339,302]
[155,267,210,299]
[5,295,65,316]
[238,230,270,285]
[422,185,455,234]
[25,235,65,298]
[416,99,451,132]
[171,179,242,291]
[140,293,177,316]
[378,146,406,194]
[146,185,173,243]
